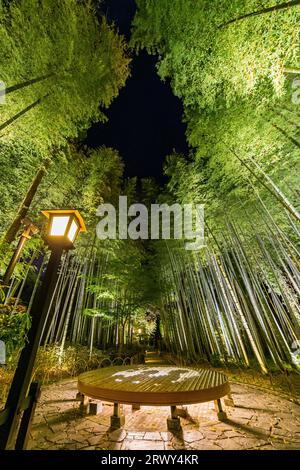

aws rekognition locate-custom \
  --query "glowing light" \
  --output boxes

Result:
[68,219,79,242]
[42,209,86,248]
[51,216,69,236]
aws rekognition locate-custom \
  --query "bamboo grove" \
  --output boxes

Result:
[2,235,158,360]
[1,0,300,378]
[158,197,300,374]
[129,0,300,373]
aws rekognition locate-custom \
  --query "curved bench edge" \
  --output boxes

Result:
[77,379,231,406]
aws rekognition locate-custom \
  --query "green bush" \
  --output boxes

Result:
[32,344,109,382]
[0,343,110,405]
[0,302,31,357]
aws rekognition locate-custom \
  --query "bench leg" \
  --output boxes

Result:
[175,406,188,418]
[110,402,125,429]
[89,401,103,415]
[167,405,181,431]
[224,393,235,408]
[76,392,90,415]
[214,399,227,421]
[132,403,141,411]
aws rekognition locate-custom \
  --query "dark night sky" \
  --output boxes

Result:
[86,0,189,181]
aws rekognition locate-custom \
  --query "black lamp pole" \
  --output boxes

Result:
[0,246,63,449]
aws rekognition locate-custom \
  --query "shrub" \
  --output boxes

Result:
[0,301,31,357]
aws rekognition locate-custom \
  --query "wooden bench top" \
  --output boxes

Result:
[78,365,230,406]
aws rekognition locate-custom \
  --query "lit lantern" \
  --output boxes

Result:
[41,209,86,249]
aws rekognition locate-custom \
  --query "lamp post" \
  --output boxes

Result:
[0,209,86,449]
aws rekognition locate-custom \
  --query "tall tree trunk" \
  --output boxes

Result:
[3,157,52,244]
[227,145,300,223]
[4,67,75,96]
[4,73,55,95]
[219,0,300,28]
[280,105,300,119]
[0,93,51,133]
[89,316,95,359]
[275,110,300,130]
[118,320,126,352]
[272,123,300,149]
[283,67,300,75]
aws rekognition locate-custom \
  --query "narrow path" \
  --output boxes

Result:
[144,350,173,366]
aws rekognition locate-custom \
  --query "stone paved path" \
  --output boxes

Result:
[28,377,300,450]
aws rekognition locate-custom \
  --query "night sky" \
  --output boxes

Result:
[86,0,188,182]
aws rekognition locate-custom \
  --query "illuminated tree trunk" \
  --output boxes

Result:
[0,93,50,133]
[272,123,300,150]
[219,0,300,28]
[3,157,52,244]
[228,146,300,223]
[4,73,55,95]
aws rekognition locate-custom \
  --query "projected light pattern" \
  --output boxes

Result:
[112,367,199,384]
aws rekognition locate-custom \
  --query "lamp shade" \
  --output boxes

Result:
[42,209,86,249]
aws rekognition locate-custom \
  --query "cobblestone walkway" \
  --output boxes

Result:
[28,378,300,450]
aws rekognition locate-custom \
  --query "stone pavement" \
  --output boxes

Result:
[27,378,300,450]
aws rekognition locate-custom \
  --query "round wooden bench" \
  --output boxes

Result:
[77,365,232,430]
